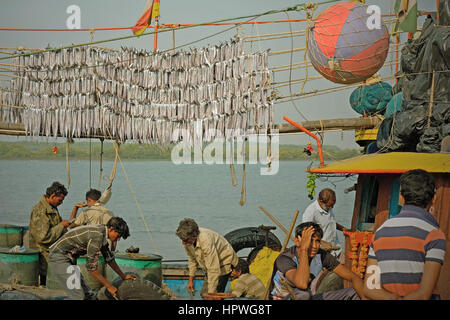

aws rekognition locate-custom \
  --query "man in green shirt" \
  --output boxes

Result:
[29,181,71,286]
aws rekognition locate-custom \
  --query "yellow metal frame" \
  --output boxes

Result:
[308,152,450,174]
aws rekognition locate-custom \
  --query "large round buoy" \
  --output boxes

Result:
[307,1,389,84]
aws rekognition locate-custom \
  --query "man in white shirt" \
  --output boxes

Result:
[69,186,116,250]
[302,188,349,257]
[69,187,114,227]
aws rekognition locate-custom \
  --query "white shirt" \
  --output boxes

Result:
[302,200,338,246]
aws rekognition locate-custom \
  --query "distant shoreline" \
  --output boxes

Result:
[0,141,361,161]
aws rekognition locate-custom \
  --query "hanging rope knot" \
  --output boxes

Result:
[268,89,280,102]
[305,3,318,20]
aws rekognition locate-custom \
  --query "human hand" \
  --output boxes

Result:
[60,220,71,228]
[124,274,137,280]
[187,279,194,292]
[74,202,87,209]
[299,226,315,252]
[107,285,118,298]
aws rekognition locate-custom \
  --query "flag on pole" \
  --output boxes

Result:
[394,0,418,33]
[132,0,161,36]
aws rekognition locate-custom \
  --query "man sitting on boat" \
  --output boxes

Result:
[29,181,71,286]
[48,216,136,300]
[69,186,114,227]
[302,188,349,258]
[205,258,266,300]
[176,218,238,298]
[69,187,117,251]
[268,222,365,300]
[363,169,446,300]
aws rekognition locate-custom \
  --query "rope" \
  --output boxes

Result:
[301,3,318,94]
[100,112,159,254]
[65,139,71,189]
[229,138,238,187]
[285,10,309,122]
[98,138,104,189]
[427,71,436,128]
[116,147,160,254]
[108,141,120,189]
[239,140,246,206]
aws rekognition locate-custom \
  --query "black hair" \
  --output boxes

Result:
[318,188,336,203]
[400,169,436,208]
[176,218,200,241]
[85,188,102,201]
[232,258,250,274]
[107,217,130,239]
[45,181,68,197]
[295,222,323,239]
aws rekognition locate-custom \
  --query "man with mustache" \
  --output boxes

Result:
[29,181,71,286]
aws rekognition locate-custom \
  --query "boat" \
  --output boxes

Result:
[0,0,449,300]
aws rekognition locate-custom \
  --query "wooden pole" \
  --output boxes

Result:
[0,116,383,139]
[263,209,299,300]
[259,205,295,242]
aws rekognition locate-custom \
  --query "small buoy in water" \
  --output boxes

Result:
[51,146,58,154]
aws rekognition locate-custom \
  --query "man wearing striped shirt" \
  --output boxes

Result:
[363,169,446,300]
[49,217,136,300]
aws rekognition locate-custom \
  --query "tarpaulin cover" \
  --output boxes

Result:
[377,9,450,153]
[384,92,403,118]
[349,82,393,116]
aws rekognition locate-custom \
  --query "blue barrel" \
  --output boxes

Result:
[0,247,39,286]
[106,252,162,286]
[0,224,24,248]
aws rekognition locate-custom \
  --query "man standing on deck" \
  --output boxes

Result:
[29,181,71,286]
[363,169,446,300]
[302,188,349,257]
[176,218,238,298]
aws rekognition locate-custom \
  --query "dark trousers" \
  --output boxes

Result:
[201,272,231,295]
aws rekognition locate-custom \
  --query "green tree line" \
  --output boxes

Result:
[0,141,360,161]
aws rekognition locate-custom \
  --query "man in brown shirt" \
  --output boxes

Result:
[29,181,71,285]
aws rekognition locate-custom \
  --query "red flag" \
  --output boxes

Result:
[132,0,160,36]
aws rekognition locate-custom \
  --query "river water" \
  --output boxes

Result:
[0,160,356,260]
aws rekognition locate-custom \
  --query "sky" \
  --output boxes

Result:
[0,0,438,148]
